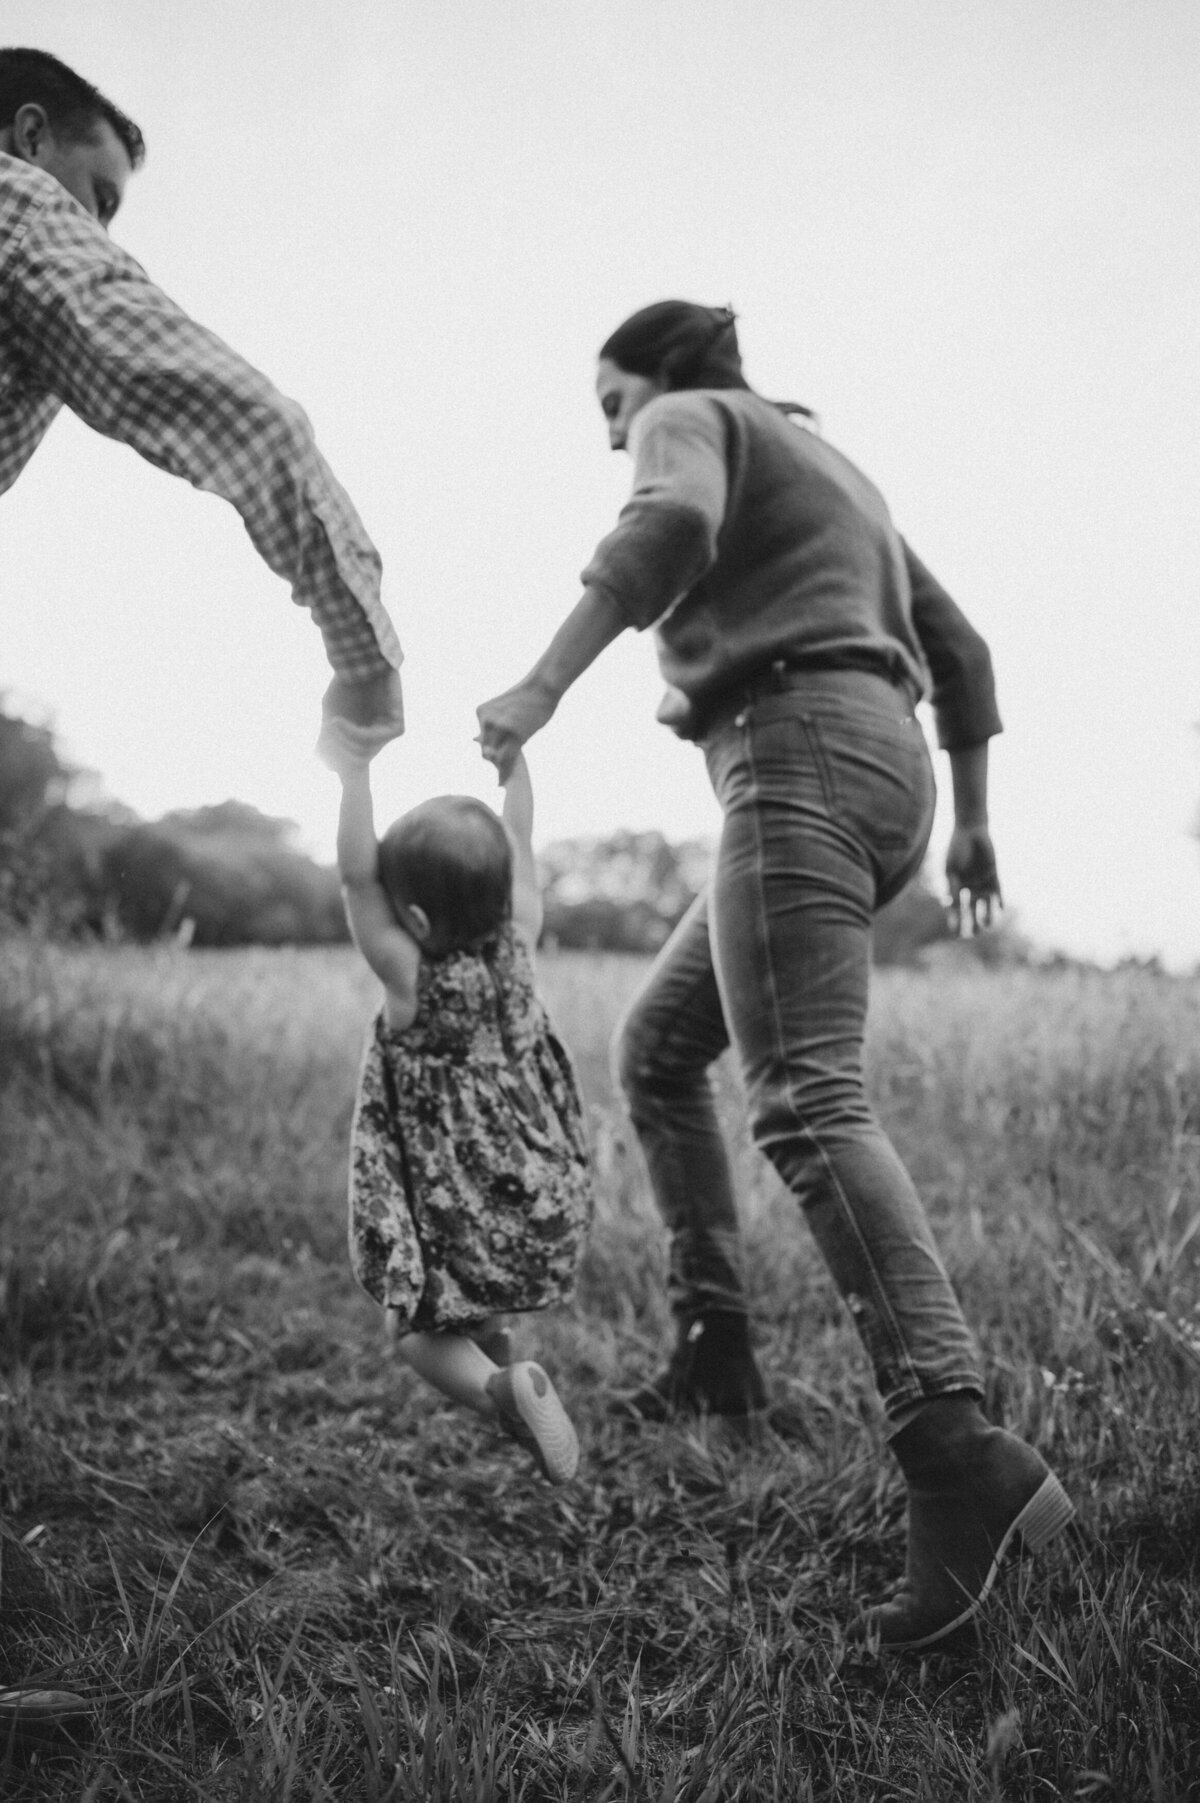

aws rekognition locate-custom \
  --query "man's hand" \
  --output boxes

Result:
[476,677,558,781]
[945,823,1002,936]
[320,669,404,763]
[316,714,373,777]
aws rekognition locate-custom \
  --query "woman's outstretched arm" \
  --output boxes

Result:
[476,586,628,778]
[478,395,726,777]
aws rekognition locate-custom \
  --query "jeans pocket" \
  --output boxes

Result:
[810,709,933,862]
[709,709,839,819]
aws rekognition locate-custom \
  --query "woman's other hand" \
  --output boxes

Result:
[945,741,1000,934]
[476,677,558,779]
[945,823,1002,935]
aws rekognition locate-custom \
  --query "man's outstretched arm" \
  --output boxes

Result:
[3,160,402,728]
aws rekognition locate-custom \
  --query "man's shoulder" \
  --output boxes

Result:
[0,149,61,214]
[0,151,43,242]
[0,150,97,272]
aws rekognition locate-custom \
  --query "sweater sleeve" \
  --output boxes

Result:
[580,394,727,629]
[903,542,1002,750]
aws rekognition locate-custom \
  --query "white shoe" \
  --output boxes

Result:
[486,1361,579,1484]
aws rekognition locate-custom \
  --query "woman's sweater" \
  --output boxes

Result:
[580,388,1000,750]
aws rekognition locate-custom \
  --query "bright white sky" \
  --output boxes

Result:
[4,0,1199,967]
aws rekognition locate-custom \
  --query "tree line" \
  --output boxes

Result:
[0,699,955,962]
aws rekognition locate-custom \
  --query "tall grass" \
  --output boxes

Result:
[0,935,1197,1799]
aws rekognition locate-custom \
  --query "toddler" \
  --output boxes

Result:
[320,722,594,1484]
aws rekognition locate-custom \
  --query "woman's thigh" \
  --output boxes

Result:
[706,708,871,1126]
[703,679,933,1120]
[811,682,936,907]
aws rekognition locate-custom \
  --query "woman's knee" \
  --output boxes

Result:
[746,1073,875,1198]
[612,1003,705,1108]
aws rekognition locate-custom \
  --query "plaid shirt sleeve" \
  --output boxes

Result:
[0,157,400,681]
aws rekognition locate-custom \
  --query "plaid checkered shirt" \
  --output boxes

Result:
[0,151,400,681]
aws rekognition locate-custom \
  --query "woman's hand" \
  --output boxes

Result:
[476,677,558,780]
[477,589,630,778]
[945,823,1002,935]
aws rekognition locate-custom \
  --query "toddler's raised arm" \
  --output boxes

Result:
[502,751,543,954]
[318,724,420,1019]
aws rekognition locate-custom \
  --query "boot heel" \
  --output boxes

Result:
[1014,1472,1074,1553]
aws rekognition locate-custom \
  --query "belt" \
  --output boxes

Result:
[694,652,920,740]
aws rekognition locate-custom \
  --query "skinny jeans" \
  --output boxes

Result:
[615,669,984,1419]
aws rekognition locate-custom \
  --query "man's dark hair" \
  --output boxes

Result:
[0,47,145,169]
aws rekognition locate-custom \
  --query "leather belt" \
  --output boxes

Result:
[695,653,920,740]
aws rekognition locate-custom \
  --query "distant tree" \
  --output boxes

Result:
[0,699,344,946]
[0,697,128,931]
[0,704,71,833]
[100,802,346,946]
[540,830,709,952]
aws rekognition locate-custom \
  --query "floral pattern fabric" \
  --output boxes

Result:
[348,922,594,1331]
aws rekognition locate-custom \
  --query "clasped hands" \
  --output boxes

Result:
[317,668,550,784]
[474,676,557,781]
[316,669,404,771]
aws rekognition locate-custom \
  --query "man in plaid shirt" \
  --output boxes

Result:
[0,46,403,743]
[0,45,403,1751]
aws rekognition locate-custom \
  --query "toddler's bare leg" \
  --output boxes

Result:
[473,1315,513,1365]
[395,1330,579,1484]
[395,1330,498,1417]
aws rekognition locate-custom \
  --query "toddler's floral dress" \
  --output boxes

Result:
[348,921,593,1330]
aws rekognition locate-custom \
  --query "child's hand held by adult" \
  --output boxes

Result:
[315,714,377,776]
[476,677,558,779]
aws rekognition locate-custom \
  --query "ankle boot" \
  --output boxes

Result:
[616,1319,694,1422]
[617,1311,767,1423]
[861,1395,1074,1650]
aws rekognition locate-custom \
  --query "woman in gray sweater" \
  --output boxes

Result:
[476,301,1071,1650]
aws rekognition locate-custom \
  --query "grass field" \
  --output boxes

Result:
[1,934,1198,1800]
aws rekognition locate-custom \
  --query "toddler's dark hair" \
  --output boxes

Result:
[379,796,511,954]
